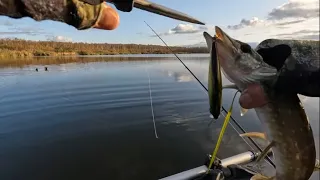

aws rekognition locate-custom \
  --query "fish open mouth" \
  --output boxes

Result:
[213,26,244,83]
[215,26,239,50]
[215,26,224,41]
[214,26,278,83]
[214,26,241,64]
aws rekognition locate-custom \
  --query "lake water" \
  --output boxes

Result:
[0,54,319,180]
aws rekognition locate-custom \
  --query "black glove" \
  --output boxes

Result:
[80,0,134,12]
[256,39,320,97]
[79,0,104,5]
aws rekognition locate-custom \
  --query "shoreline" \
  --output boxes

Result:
[0,51,207,58]
[0,53,209,68]
[0,39,208,58]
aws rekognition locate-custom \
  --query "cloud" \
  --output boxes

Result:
[0,32,22,35]
[152,24,213,37]
[276,30,319,36]
[46,35,72,42]
[170,24,199,34]
[227,0,319,30]
[280,34,319,40]
[148,0,319,46]
[275,29,319,40]
[2,20,13,26]
[267,0,319,20]
[227,17,264,30]
[275,19,305,26]
[0,26,49,36]
[216,0,319,43]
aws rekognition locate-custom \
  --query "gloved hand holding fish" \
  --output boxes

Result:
[239,37,320,109]
[204,27,319,180]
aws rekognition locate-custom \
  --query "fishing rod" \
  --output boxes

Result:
[82,0,205,25]
[144,21,276,168]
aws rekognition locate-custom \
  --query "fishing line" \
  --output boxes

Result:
[144,60,159,139]
[208,96,256,150]
[209,101,257,159]
[208,90,240,170]
[144,21,206,91]
[228,117,255,150]
[144,21,276,168]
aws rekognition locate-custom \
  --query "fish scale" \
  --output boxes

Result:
[254,91,316,180]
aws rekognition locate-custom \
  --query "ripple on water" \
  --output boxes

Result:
[0,57,318,180]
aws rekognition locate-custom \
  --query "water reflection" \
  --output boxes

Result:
[0,54,208,68]
[0,55,318,180]
[167,71,194,82]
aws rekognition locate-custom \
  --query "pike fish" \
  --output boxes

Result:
[203,27,317,180]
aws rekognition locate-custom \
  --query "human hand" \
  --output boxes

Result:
[93,3,120,30]
[239,84,269,109]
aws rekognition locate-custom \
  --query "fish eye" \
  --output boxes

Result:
[240,44,252,54]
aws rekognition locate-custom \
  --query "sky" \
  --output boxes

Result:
[0,0,319,46]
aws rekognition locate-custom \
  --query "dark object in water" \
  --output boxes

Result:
[45,67,48,71]
[35,68,38,72]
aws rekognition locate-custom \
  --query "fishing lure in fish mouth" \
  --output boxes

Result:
[204,26,319,180]
[203,29,255,120]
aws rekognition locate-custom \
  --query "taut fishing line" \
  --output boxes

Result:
[144,21,276,168]
[144,60,159,139]
[208,90,240,170]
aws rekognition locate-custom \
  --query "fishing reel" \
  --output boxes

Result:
[200,166,251,180]
[160,150,266,180]
[197,155,255,180]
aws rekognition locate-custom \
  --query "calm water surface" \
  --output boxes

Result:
[0,54,319,180]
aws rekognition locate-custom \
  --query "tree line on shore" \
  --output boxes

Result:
[0,38,208,57]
